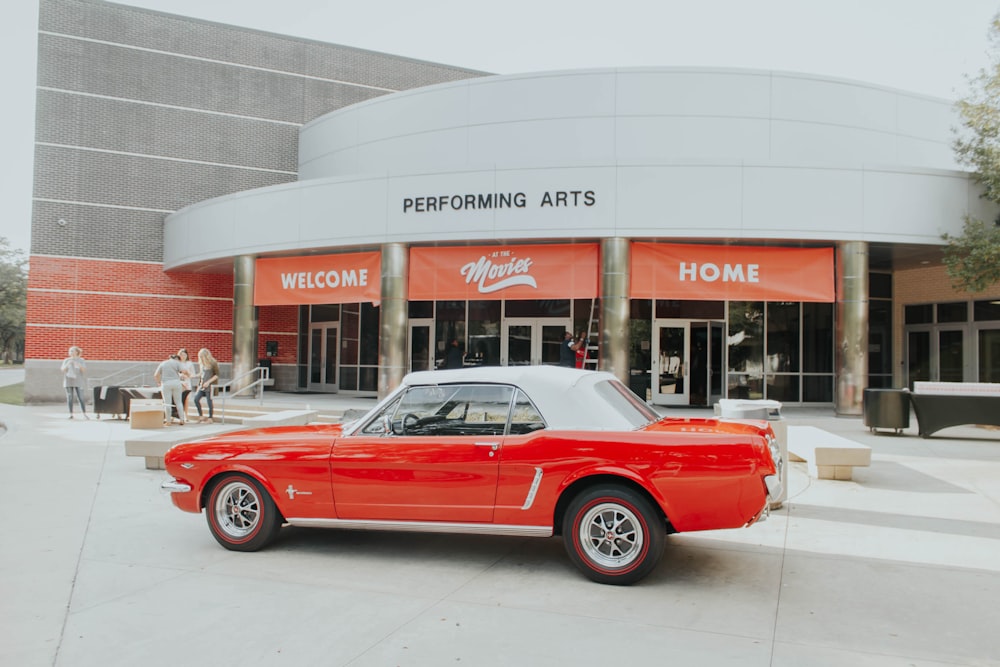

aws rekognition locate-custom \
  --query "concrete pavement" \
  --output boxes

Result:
[1,394,999,666]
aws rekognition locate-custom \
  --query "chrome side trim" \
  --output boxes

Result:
[520,467,543,510]
[161,479,192,493]
[285,517,552,538]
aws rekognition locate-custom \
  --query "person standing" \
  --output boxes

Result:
[574,330,589,369]
[61,345,88,419]
[176,348,196,416]
[193,348,220,423]
[559,331,584,367]
[154,354,189,425]
[444,338,464,369]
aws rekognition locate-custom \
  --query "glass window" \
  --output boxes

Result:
[802,303,833,373]
[767,302,800,372]
[868,300,893,377]
[468,300,500,366]
[655,300,724,319]
[905,304,933,325]
[937,302,968,323]
[311,304,340,322]
[505,299,570,318]
[979,329,1000,382]
[869,272,892,299]
[408,301,433,319]
[388,384,514,436]
[509,389,547,435]
[435,301,467,367]
[728,301,764,399]
[803,375,833,402]
[359,302,379,365]
[974,300,1000,322]
[767,374,800,403]
[593,379,660,428]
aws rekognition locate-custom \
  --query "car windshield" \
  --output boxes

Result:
[593,379,660,429]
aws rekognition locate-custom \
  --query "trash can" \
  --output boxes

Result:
[863,388,910,434]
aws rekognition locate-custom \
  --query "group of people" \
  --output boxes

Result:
[61,346,220,425]
[153,348,220,425]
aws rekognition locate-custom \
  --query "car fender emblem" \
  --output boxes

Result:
[286,485,313,500]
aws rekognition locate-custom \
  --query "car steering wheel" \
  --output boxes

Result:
[402,413,419,434]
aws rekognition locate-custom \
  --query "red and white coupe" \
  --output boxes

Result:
[162,366,782,585]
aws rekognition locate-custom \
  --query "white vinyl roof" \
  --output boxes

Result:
[399,366,639,431]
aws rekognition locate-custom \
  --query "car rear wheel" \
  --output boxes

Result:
[205,474,282,551]
[563,485,665,585]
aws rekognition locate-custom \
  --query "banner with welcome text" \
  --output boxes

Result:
[631,243,835,302]
[254,252,381,305]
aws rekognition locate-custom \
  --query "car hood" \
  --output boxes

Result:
[165,422,345,461]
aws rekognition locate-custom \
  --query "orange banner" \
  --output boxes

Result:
[631,243,834,302]
[409,244,599,301]
[254,252,381,305]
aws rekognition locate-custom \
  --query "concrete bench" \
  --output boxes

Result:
[787,425,871,481]
[240,409,318,427]
[910,382,1000,438]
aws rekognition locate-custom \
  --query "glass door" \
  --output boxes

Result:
[308,324,339,391]
[978,327,1000,383]
[652,320,689,405]
[408,320,434,373]
[938,328,965,382]
[906,327,968,387]
[502,318,571,366]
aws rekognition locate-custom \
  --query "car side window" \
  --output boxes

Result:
[393,384,513,437]
[508,389,546,435]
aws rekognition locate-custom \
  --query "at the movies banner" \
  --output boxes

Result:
[409,244,599,301]
[631,243,835,302]
[254,252,381,305]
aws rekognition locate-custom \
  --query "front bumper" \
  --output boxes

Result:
[161,478,192,493]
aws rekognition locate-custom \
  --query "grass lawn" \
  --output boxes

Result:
[0,383,24,406]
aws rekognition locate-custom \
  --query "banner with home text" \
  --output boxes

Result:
[631,243,834,302]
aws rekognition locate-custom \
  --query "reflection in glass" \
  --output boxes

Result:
[980,329,1000,382]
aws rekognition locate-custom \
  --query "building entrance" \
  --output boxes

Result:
[502,318,571,366]
[651,319,723,407]
[307,324,339,391]
[408,319,435,372]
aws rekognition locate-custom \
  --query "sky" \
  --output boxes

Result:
[1,0,998,256]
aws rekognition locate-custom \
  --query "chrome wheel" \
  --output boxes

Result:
[577,501,644,568]
[213,480,261,539]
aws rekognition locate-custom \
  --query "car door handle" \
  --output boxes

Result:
[474,441,500,456]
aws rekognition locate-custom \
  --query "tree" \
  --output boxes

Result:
[0,237,27,364]
[944,14,1000,292]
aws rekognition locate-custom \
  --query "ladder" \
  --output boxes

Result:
[581,298,599,369]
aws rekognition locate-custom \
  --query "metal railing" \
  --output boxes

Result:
[216,365,271,422]
[87,364,151,391]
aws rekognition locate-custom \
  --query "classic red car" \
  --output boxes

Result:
[162,366,781,585]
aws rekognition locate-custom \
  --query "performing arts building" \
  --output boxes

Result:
[25,0,1000,415]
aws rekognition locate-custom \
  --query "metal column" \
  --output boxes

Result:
[378,242,408,398]
[600,238,630,385]
[231,255,259,394]
[835,241,869,415]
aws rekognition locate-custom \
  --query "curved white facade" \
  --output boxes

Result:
[164,67,987,271]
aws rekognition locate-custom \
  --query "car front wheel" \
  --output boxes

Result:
[205,474,282,551]
[563,485,665,585]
